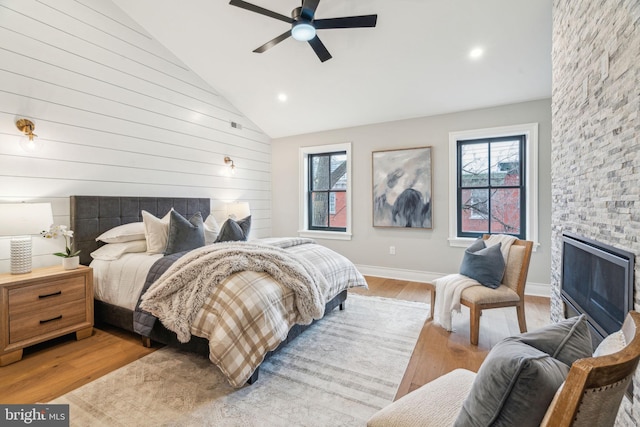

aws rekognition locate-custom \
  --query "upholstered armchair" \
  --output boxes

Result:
[368,311,640,427]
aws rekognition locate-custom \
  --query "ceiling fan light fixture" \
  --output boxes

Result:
[291,21,316,41]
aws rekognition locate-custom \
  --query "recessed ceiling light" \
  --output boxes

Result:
[277,93,288,102]
[469,47,484,59]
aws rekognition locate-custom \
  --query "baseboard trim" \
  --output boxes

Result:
[355,264,550,298]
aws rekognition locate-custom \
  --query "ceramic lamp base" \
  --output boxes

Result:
[10,236,32,274]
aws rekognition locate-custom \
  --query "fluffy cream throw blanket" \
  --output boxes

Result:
[140,241,330,343]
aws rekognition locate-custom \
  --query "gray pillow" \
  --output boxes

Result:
[454,339,570,427]
[459,239,505,288]
[215,215,251,242]
[512,314,593,366]
[164,211,205,255]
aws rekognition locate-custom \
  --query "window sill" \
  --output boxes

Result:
[298,230,352,241]
[448,236,540,251]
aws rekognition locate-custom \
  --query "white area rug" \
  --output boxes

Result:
[51,294,429,426]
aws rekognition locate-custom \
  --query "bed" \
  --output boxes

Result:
[70,196,366,387]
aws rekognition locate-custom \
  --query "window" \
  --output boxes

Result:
[299,143,352,240]
[457,135,526,238]
[448,124,539,246]
[308,151,347,231]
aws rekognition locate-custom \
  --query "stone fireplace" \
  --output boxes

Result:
[551,1,640,425]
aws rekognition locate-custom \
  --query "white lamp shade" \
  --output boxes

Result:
[225,202,251,220]
[0,203,53,274]
[0,203,53,236]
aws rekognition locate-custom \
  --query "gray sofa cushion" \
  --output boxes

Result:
[513,315,593,366]
[454,339,569,427]
[164,211,205,255]
[459,239,505,289]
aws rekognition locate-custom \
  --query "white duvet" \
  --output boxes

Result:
[91,253,162,310]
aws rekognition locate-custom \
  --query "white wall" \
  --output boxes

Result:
[0,0,271,272]
[272,99,552,294]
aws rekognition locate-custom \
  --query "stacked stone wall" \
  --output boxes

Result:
[551,1,640,424]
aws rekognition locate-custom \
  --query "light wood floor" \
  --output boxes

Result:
[0,276,550,404]
[352,276,550,399]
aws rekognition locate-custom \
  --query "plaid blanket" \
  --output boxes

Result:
[140,238,366,387]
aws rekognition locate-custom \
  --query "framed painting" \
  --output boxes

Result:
[372,146,432,228]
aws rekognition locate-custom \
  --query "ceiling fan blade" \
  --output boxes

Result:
[300,0,320,20]
[253,31,292,53]
[314,14,378,30]
[308,36,332,62]
[229,0,293,24]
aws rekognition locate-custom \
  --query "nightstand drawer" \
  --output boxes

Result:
[8,276,86,316]
[9,300,88,344]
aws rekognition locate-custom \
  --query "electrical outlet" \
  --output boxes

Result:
[389,246,396,255]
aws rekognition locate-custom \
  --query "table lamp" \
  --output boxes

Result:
[225,202,250,220]
[0,203,54,274]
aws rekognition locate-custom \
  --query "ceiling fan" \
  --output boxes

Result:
[229,0,378,62]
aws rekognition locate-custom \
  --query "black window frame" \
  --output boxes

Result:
[307,151,347,232]
[456,135,526,239]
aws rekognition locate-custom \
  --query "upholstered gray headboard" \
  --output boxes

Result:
[71,196,210,266]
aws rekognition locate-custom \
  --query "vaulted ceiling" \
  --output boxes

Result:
[113,0,552,138]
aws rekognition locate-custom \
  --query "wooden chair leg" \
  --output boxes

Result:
[470,305,481,346]
[516,304,527,333]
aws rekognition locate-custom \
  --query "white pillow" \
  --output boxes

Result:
[204,214,220,245]
[90,240,147,261]
[96,222,145,243]
[593,330,626,357]
[142,209,172,254]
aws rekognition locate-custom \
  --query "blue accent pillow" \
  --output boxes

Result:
[215,215,251,242]
[459,239,505,289]
[164,211,205,255]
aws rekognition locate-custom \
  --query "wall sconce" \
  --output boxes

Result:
[16,118,42,152]
[224,156,236,174]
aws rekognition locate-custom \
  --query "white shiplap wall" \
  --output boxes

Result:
[0,0,271,272]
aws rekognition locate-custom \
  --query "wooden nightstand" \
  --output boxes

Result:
[0,265,93,366]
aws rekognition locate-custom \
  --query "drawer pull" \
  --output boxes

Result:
[39,291,62,299]
[39,315,63,324]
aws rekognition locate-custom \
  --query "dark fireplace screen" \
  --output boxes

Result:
[561,232,634,345]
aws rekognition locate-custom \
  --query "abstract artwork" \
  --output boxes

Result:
[372,146,432,228]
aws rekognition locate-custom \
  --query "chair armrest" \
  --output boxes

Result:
[367,369,476,427]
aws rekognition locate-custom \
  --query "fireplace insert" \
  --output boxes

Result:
[561,232,634,349]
